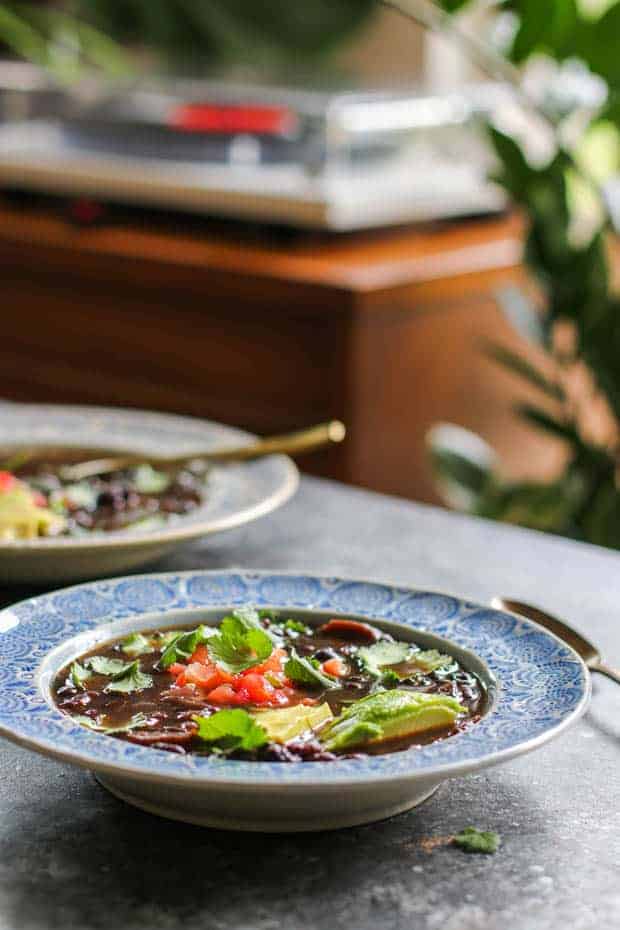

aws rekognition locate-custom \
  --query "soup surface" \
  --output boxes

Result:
[0,451,207,539]
[53,608,485,762]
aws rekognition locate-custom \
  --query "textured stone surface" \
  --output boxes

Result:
[1,476,619,930]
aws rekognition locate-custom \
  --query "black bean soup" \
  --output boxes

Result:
[12,449,207,534]
[53,609,486,762]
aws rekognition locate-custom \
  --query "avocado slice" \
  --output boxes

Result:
[0,484,66,540]
[320,689,466,751]
[251,702,333,743]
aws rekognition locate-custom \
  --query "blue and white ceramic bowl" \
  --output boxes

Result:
[0,404,298,584]
[0,572,590,831]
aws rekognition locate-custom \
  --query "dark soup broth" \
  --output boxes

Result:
[0,447,207,538]
[53,608,486,762]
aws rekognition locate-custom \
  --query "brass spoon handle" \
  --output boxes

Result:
[592,661,620,686]
[58,420,346,482]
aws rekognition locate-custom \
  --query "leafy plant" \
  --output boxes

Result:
[386,0,620,548]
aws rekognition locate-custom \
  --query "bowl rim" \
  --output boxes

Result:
[0,570,591,788]
[0,403,299,551]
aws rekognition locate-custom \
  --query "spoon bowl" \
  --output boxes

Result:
[492,598,620,686]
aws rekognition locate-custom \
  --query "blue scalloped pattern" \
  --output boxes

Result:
[0,573,588,785]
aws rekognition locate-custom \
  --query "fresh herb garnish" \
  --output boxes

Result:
[282,619,311,634]
[103,660,153,694]
[381,669,401,686]
[121,632,154,657]
[284,649,339,690]
[159,625,214,668]
[193,709,268,753]
[73,712,151,735]
[208,615,273,674]
[412,649,454,673]
[357,641,411,677]
[131,464,170,495]
[85,656,131,676]
[70,661,92,690]
[453,827,500,854]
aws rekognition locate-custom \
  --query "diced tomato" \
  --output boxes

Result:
[242,673,274,704]
[322,658,346,678]
[0,471,16,492]
[168,663,186,677]
[208,683,251,705]
[317,619,381,642]
[183,662,222,691]
[189,644,210,665]
[248,647,286,676]
[301,697,320,706]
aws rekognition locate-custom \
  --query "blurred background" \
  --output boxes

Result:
[2,1,620,548]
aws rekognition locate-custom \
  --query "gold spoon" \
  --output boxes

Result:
[492,597,620,685]
[55,420,346,482]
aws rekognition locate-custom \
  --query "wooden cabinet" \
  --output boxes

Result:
[0,198,560,502]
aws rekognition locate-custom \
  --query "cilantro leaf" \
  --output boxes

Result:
[357,641,412,676]
[282,619,311,634]
[284,649,339,690]
[121,633,154,657]
[159,625,214,668]
[193,709,268,753]
[453,827,500,854]
[70,661,92,690]
[73,712,150,735]
[103,660,153,694]
[412,649,455,673]
[208,620,273,674]
[85,656,131,676]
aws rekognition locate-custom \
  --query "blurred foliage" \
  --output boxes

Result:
[426,0,620,548]
[79,0,376,67]
[0,1,377,74]
[0,2,128,78]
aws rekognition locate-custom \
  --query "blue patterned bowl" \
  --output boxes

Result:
[0,571,590,831]
[0,404,298,584]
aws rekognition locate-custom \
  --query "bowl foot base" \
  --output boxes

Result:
[96,774,440,832]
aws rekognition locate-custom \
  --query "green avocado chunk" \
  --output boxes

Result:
[0,483,66,539]
[320,689,466,751]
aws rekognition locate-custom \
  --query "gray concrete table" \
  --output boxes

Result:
[1,477,618,930]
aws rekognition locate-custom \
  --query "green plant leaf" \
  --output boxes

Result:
[103,660,153,694]
[193,709,268,753]
[284,649,339,690]
[483,341,565,401]
[208,619,273,675]
[159,625,214,669]
[85,656,131,676]
[357,641,412,677]
[427,424,496,511]
[453,826,500,854]
[516,404,582,445]
[121,633,154,657]
[70,661,92,690]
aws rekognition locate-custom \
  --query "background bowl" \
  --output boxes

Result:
[0,403,298,583]
[0,571,590,831]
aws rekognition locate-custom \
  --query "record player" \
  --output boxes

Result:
[0,65,507,230]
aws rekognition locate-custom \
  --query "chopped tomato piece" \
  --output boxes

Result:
[184,662,222,691]
[322,658,346,678]
[0,471,16,492]
[317,619,381,642]
[168,663,186,677]
[242,673,274,704]
[248,647,287,676]
[189,644,210,665]
[207,684,251,705]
